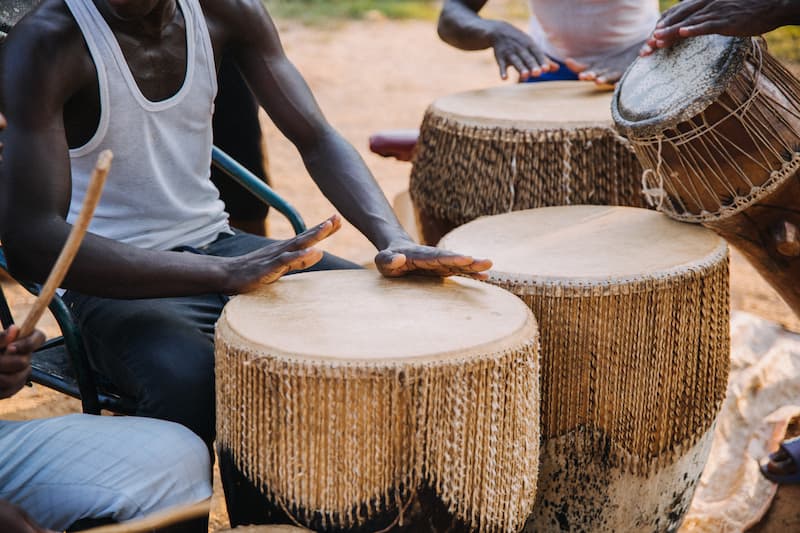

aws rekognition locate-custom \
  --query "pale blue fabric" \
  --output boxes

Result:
[0,414,211,530]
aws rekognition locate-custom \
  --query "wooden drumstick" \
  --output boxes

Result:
[77,499,211,533]
[18,150,112,338]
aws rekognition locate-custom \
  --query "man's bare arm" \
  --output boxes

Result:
[208,0,490,279]
[642,0,800,54]
[0,12,335,298]
[437,0,555,80]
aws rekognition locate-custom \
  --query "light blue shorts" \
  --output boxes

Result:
[0,413,212,530]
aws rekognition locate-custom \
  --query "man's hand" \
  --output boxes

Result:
[220,214,342,294]
[375,239,492,280]
[488,20,558,81]
[565,40,644,86]
[0,326,44,400]
[641,0,800,55]
[0,500,53,533]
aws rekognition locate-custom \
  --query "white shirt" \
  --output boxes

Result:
[528,0,659,64]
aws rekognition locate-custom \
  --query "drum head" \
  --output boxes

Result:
[439,205,726,286]
[0,0,39,34]
[221,271,535,363]
[430,81,616,129]
[612,35,749,136]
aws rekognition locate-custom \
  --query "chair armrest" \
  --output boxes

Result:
[211,145,306,235]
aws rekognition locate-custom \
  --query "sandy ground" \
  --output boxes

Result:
[2,15,800,532]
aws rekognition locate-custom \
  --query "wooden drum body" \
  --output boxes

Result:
[613,35,800,317]
[410,82,645,245]
[216,271,540,532]
[440,206,730,532]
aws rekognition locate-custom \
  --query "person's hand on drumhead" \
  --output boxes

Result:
[488,20,559,81]
[565,41,643,86]
[640,0,800,55]
[375,239,492,280]
[220,214,342,294]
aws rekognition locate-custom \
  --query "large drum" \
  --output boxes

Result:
[613,35,800,317]
[216,271,541,532]
[410,81,645,245]
[439,206,730,532]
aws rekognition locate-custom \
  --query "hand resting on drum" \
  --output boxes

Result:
[374,240,492,280]
[486,20,559,81]
[564,40,643,86]
[221,214,343,294]
[641,0,800,55]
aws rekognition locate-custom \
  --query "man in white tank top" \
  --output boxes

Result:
[439,0,659,85]
[0,0,490,527]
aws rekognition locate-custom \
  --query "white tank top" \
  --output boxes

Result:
[527,0,659,64]
[64,0,230,251]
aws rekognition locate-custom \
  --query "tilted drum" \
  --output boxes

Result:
[410,82,645,245]
[613,35,800,316]
[216,271,540,532]
[439,206,730,532]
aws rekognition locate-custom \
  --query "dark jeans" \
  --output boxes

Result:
[62,232,359,522]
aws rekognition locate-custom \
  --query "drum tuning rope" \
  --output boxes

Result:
[624,38,800,222]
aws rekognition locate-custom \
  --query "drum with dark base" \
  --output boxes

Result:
[410,82,645,245]
[440,206,730,532]
[216,271,541,533]
[613,35,800,317]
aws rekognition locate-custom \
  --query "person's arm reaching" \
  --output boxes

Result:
[0,13,338,299]
[212,0,491,279]
[437,0,556,81]
[642,0,800,54]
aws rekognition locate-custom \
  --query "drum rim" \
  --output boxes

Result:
[429,81,617,130]
[438,206,729,291]
[217,271,540,365]
[611,35,751,138]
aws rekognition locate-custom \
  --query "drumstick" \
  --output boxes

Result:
[18,150,112,338]
[77,499,211,533]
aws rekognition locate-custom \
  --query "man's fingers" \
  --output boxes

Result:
[657,0,706,30]
[679,20,725,38]
[7,330,45,356]
[496,55,510,80]
[507,53,530,80]
[517,49,541,77]
[284,215,341,251]
[258,248,324,285]
[564,57,588,74]
[0,353,31,373]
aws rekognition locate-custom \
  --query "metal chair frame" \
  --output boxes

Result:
[0,146,305,414]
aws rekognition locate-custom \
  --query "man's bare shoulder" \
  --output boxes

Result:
[2,1,93,102]
[199,0,275,40]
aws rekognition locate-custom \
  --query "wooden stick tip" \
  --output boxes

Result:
[97,149,114,170]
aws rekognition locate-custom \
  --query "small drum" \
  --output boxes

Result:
[220,527,312,533]
[216,271,540,532]
[410,81,645,245]
[439,206,730,532]
[613,35,800,316]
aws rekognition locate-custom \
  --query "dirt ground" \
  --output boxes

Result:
[2,16,799,532]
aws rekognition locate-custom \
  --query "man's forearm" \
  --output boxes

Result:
[2,218,227,299]
[438,0,496,50]
[301,129,410,250]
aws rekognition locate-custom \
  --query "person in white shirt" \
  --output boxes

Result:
[438,0,660,85]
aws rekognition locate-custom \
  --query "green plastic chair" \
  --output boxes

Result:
[0,146,306,414]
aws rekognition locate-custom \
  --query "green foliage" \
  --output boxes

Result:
[263,0,439,23]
